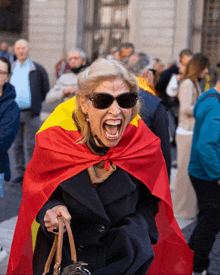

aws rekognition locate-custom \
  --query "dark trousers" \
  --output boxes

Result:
[11,110,41,180]
[188,174,220,273]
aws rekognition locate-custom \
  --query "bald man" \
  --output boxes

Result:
[10,39,50,186]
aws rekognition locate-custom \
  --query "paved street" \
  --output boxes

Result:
[0,103,219,275]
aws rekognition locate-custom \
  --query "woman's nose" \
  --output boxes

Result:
[108,99,121,115]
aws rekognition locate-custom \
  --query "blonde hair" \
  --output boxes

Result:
[74,58,140,144]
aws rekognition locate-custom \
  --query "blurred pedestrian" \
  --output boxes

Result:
[0,42,9,61]
[152,58,160,71]
[0,57,20,183]
[55,53,70,79]
[188,63,220,275]
[106,46,120,61]
[167,59,176,69]
[172,53,210,220]
[118,42,135,62]
[45,47,87,105]
[153,61,164,87]
[124,52,171,179]
[10,39,50,186]
[209,63,219,88]
[8,45,17,64]
[166,50,193,129]
[166,49,193,99]
[180,49,193,67]
[166,62,185,122]
[124,52,155,92]
[157,49,193,104]
[0,57,20,261]
[155,60,179,105]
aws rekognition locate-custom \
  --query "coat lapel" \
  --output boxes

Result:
[60,169,111,222]
[97,168,137,205]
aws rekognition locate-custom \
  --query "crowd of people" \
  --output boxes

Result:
[0,38,219,275]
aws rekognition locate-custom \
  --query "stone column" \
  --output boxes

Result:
[172,0,193,60]
[28,0,78,86]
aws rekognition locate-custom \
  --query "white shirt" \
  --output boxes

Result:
[166,74,178,97]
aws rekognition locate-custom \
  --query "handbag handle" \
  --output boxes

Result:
[43,215,77,275]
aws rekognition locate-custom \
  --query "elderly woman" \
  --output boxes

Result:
[8,58,192,275]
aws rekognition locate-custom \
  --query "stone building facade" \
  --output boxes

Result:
[0,1,29,47]
[0,0,219,86]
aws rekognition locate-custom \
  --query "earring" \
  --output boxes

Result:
[85,116,89,122]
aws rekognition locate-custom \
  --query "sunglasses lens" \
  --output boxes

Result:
[92,93,113,109]
[91,92,138,109]
[118,92,138,108]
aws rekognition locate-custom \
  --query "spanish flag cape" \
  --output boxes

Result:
[7,97,193,275]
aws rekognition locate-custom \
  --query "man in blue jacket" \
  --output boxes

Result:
[0,42,10,61]
[124,52,171,179]
[10,39,49,186]
[188,64,220,275]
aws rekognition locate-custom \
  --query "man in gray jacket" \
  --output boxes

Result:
[10,39,49,186]
[45,47,87,105]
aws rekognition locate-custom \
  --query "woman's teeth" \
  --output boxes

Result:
[106,130,119,139]
[104,120,121,139]
[106,120,121,126]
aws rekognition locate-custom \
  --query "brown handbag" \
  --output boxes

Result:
[43,215,91,275]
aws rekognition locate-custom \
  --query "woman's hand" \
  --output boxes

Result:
[44,205,71,234]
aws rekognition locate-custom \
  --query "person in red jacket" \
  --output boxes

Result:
[55,54,70,79]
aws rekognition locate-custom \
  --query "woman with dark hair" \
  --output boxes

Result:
[8,58,193,275]
[0,56,20,181]
[172,53,209,220]
[0,56,20,260]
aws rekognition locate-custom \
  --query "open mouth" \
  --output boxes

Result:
[103,119,122,140]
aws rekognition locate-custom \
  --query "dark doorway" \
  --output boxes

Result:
[0,0,23,33]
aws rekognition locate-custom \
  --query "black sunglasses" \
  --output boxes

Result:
[89,92,138,110]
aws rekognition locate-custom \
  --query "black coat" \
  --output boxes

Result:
[33,167,160,275]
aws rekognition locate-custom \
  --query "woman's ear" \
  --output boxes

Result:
[78,94,89,114]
